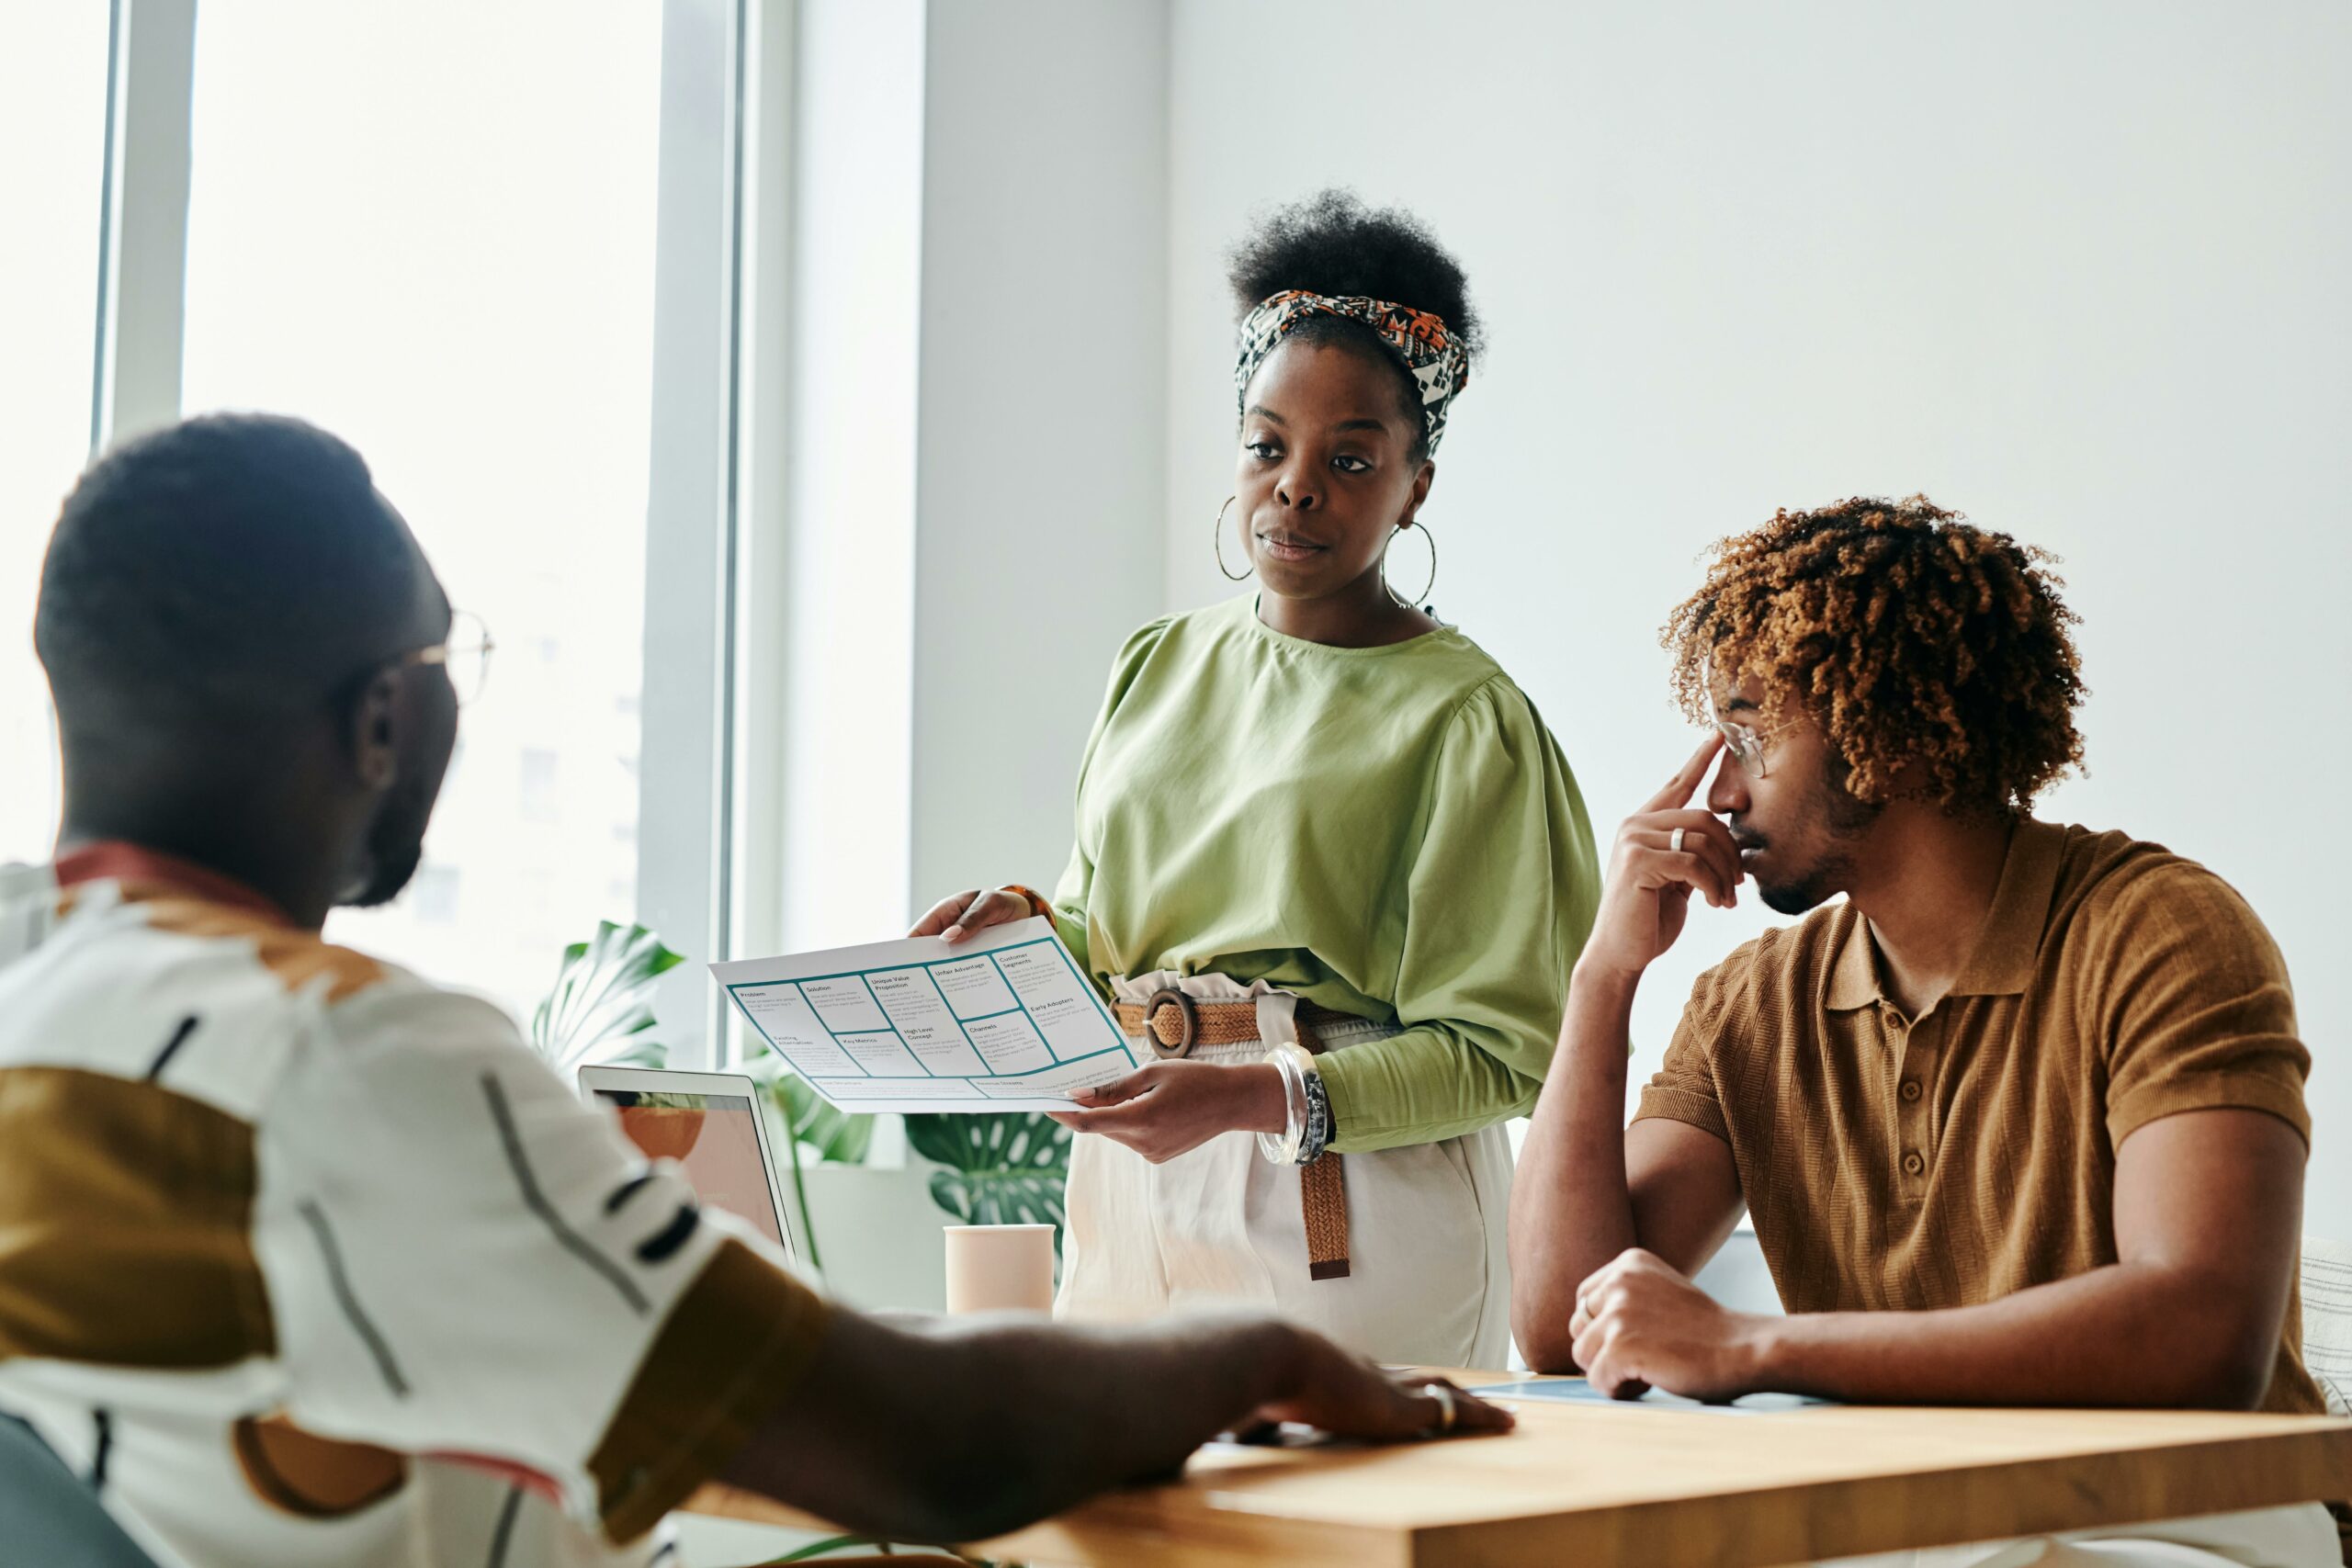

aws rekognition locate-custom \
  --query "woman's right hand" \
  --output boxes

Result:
[910,886,1036,944]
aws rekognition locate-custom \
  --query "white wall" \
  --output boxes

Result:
[1161,1,2352,1229]
[767,0,1169,959]
[773,0,925,957]
[906,0,1170,918]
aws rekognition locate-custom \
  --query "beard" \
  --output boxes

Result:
[1749,766,1883,915]
[340,777,432,908]
[1758,857,1853,916]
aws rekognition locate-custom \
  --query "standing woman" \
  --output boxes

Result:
[913,192,1598,1367]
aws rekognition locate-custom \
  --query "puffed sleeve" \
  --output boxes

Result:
[1319,676,1600,1152]
[1049,615,1174,980]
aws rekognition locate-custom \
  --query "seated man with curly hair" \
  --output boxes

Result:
[1510,496,2346,1568]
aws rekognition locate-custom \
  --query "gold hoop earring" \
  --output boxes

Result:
[1381,519,1437,608]
[1213,496,1252,582]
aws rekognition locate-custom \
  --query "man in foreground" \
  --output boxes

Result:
[1510,496,2344,1566]
[0,414,1504,1568]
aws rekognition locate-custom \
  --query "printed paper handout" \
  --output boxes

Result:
[710,919,1148,1114]
[1467,1380,1831,1414]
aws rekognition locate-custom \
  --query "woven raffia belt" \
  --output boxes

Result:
[1111,991,1356,1282]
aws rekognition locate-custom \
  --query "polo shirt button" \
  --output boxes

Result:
[1902,1150,1926,1176]
[1900,1079,1923,1102]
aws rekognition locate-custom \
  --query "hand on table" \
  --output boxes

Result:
[1577,735,1744,982]
[1569,1247,1774,1403]
[1047,1059,1287,1164]
[1246,1329,1514,1444]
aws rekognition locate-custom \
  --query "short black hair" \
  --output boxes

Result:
[36,413,423,736]
[1227,189,1484,457]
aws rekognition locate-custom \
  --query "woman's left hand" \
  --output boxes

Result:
[1048,1060,1289,1164]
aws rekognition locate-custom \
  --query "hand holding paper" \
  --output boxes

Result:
[1049,1057,1290,1163]
[712,919,1148,1115]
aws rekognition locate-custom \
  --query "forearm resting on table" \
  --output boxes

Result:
[1757,1109,2306,1410]
[1751,1259,2285,1410]
[720,1306,1299,1545]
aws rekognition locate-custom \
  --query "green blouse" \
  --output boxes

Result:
[1049,595,1600,1154]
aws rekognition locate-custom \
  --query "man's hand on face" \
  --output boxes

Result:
[1577,736,1744,983]
[1568,1248,1774,1403]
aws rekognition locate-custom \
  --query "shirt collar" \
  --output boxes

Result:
[53,840,292,925]
[1825,908,1883,1010]
[1823,818,2068,1011]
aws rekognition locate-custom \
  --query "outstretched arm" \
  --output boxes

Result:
[721,1308,1510,1544]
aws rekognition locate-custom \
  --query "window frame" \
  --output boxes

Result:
[89,0,770,1066]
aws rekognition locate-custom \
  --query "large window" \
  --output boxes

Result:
[2,0,745,1060]
[179,0,664,1018]
[0,9,112,866]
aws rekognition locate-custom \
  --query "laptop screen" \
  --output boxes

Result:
[590,1088,787,1250]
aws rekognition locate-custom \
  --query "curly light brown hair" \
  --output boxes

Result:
[1662,495,2087,813]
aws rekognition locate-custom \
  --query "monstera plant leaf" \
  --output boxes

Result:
[736,1051,876,1277]
[742,1050,875,1166]
[528,921,685,1072]
[902,1112,1073,1233]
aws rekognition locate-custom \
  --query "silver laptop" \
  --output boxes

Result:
[579,1065,799,1266]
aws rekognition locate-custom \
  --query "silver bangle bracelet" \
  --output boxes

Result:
[1256,1042,1314,1167]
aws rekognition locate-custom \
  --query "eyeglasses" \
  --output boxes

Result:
[395,610,495,706]
[1712,713,1799,777]
[1701,655,1797,777]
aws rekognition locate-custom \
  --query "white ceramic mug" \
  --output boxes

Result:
[943,1224,1057,1314]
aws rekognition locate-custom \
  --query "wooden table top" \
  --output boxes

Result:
[688,1373,2352,1568]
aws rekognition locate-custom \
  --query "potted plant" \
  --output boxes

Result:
[741,1054,875,1275]
[529,919,684,1070]
[528,924,1077,1309]
[902,1112,1071,1239]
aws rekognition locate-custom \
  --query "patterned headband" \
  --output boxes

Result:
[1234,288,1472,454]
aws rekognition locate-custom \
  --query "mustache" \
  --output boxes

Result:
[1728,823,1767,851]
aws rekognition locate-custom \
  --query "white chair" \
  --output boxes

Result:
[2302,1235,2352,1416]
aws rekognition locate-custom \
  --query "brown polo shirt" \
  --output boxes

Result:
[1635,818,2326,1420]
